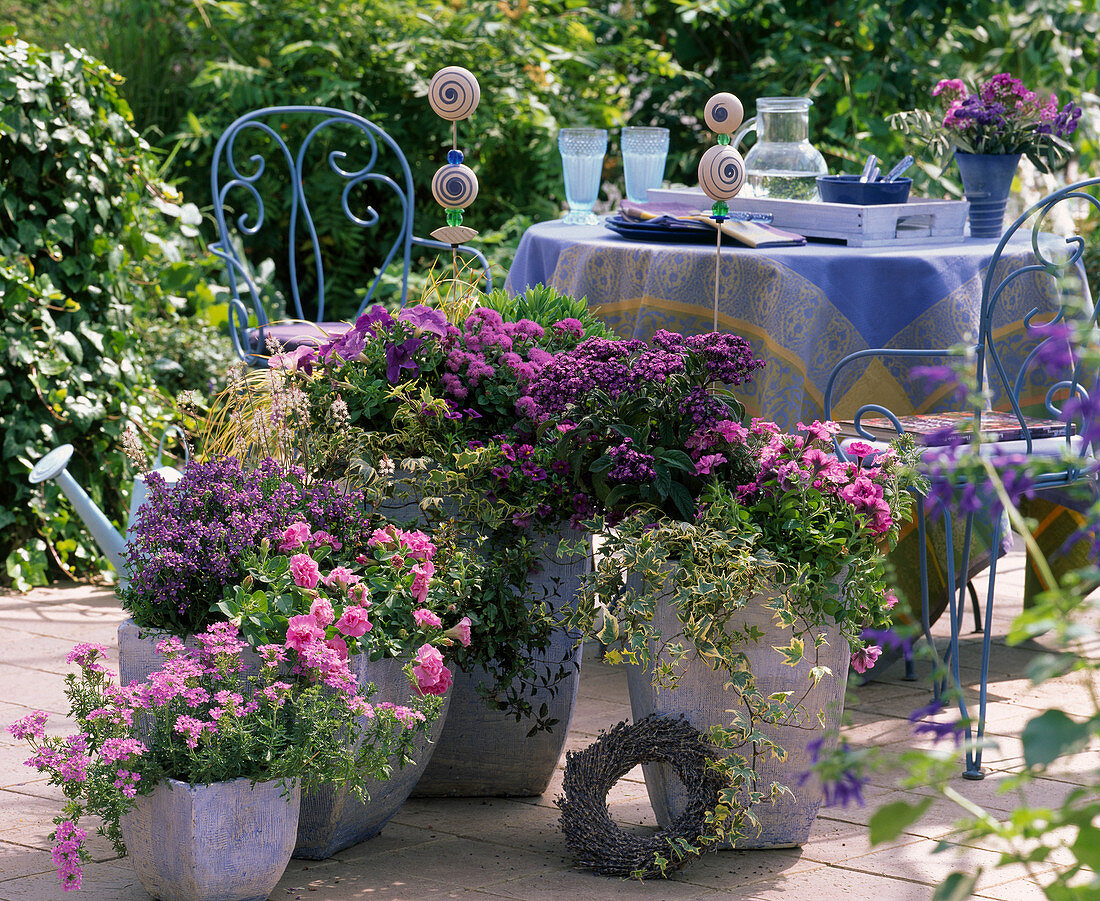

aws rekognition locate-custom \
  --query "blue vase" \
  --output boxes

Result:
[953,151,1020,239]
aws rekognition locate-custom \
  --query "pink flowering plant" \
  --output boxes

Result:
[568,422,919,862]
[8,630,435,892]
[574,420,920,681]
[890,72,1081,172]
[216,518,474,699]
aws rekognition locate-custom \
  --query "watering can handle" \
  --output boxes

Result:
[154,425,191,469]
[731,116,757,153]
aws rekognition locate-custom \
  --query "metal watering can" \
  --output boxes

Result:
[27,427,190,588]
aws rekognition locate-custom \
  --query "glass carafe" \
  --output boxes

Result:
[732,97,828,201]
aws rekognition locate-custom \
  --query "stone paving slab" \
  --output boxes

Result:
[0,546,1095,900]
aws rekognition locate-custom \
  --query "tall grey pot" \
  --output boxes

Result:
[412,528,589,797]
[625,576,850,849]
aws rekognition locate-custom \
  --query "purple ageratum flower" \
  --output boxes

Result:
[397,304,448,336]
[385,337,423,383]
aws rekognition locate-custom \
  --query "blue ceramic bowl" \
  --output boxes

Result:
[816,174,912,205]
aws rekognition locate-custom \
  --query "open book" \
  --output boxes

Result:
[616,201,806,248]
[839,410,1073,445]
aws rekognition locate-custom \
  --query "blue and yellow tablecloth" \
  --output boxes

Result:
[506,219,1065,430]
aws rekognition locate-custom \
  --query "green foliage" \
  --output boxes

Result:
[0,30,216,587]
[641,0,1098,193]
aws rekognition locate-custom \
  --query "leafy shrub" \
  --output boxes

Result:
[0,29,215,588]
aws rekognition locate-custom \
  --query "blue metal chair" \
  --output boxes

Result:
[825,176,1100,778]
[210,106,492,364]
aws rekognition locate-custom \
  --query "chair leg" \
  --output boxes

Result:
[916,497,944,696]
[963,513,1001,780]
[968,579,983,633]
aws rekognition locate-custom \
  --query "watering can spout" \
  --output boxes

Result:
[29,445,127,576]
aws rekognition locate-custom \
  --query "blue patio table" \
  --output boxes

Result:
[505,218,1061,431]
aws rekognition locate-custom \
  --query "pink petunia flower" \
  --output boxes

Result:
[335,605,372,638]
[412,643,452,696]
[412,608,442,629]
[279,521,312,552]
[850,645,883,674]
[285,614,324,652]
[446,616,473,648]
[289,553,321,589]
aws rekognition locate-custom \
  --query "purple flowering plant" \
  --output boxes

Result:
[237,291,609,731]
[891,73,1081,172]
[120,456,381,635]
[522,329,767,521]
[8,632,436,893]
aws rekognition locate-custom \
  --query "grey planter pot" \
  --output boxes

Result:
[120,777,300,901]
[118,620,447,857]
[625,577,850,849]
[412,529,589,797]
[293,655,451,859]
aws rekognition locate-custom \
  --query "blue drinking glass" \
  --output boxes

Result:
[621,126,669,203]
[558,128,607,225]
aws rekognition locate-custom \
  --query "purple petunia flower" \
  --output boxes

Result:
[385,337,423,383]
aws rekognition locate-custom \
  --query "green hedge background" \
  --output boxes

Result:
[2,0,1098,587]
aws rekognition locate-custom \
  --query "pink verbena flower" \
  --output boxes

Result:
[52,820,86,892]
[289,553,321,589]
[65,643,110,672]
[8,710,49,741]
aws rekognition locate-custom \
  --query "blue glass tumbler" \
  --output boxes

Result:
[558,128,607,225]
[621,126,669,203]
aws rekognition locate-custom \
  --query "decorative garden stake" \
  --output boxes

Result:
[698,92,746,330]
[428,65,481,252]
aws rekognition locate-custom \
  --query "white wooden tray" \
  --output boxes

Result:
[648,187,969,246]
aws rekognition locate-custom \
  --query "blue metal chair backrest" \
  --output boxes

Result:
[209,105,492,364]
[826,175,1100,461]
[976,176,1100,466]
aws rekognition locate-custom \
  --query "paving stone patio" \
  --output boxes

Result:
[1,538,1095,900]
